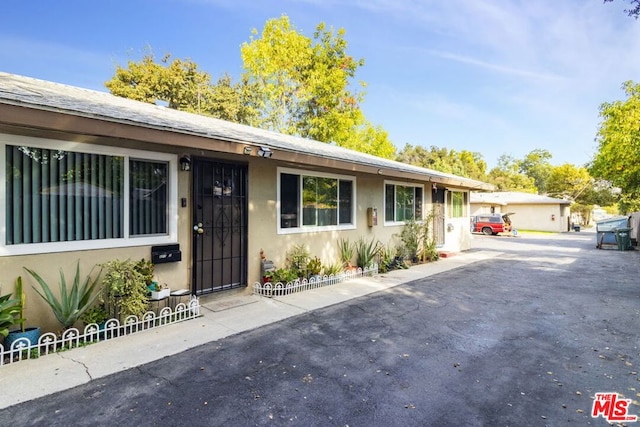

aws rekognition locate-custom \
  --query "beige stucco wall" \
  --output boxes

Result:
[246,163,411,284]
[471,203,570,233]
[1,132,475,333]
[0,246,183,333]
[440,216,472,252]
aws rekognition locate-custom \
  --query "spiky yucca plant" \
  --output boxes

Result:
[25,261,102,329]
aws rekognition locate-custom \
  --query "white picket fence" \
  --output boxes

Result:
[0,297,200,367]
[252,264,378,297]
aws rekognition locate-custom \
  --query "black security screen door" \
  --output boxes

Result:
[192,159,248,294]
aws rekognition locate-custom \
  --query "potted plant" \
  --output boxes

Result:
[149,282,170,300]
[306,256,323,280]
[25,261,102,330]
[5,276,41,349]
[81,303,109,326]
[0,286,22,342]
[338,238,356,271]
[136,258,155,288]
[81,303,109,339]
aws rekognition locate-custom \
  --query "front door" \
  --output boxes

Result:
[432,187,445,246]
[192,159,248,295]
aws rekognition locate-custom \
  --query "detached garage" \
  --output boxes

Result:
[471,191,572,233]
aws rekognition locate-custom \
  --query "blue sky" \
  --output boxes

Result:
[2,0,639,169]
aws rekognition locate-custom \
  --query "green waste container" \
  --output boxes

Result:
[615,228,632,251]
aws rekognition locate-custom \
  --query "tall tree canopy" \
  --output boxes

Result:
[546,163,592,200]
[240,15,395,158]
[519,149,553,194]
[590,80,640,210]
[396,144,487,181]
[106,52,211,111]
[105,52,258,123]
[106,16,395,159]
[487,154,537,193]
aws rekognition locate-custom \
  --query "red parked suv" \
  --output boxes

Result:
[471,213,513,235]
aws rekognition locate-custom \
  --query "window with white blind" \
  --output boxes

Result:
[1,135,177,255]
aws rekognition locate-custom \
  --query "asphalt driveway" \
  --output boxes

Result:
[2,230,639,426]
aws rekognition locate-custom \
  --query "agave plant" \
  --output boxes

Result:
[338,238,355,268]
[355,237,382,269]
[25,261,102,329]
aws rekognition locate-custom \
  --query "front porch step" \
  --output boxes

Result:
[438,251,457,258]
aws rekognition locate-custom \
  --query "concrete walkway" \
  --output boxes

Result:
[0,249,501,410]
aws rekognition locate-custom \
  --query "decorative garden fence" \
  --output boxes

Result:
[252,264,379,297]
[0,297,200,367]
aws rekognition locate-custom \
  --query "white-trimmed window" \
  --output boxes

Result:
[447,190,467,218]
[0,134,178,256]
[384,182,423,223]
[278,167,355,233]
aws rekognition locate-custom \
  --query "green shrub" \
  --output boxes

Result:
[265,268,299,284]
[101,259,150,320]
[285,244,311,278]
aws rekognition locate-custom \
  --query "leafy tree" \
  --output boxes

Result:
[457,150,488,181]
[487,154,537,192]
[395,144,487,180]
[519,149,553,194]
[341,120,396,159]
[106,52,211,111]
[240,16,315,133]
[590,80,640,210]
[106,52,258,124]
[204,73,260,124]
[546,163,592,200]
[548,164,619,222]
[240,15,395,157]
[604,0,640,18]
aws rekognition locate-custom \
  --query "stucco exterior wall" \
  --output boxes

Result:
[507,204,569,232]
[478,203,570,233]
[246,164,414,284]
[440,216,472,252]
[1,133,475,333]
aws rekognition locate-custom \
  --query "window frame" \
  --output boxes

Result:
[383,181,425,225]
[447,190,468,218]
[277,167,356,234]
[0,134,178,256]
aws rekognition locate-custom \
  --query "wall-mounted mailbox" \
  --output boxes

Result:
[367,207,378,227]
[151,244,182,264]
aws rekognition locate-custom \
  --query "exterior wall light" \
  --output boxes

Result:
[258,147,273,158]
[243,146,253,155]
[179,155,191,171]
